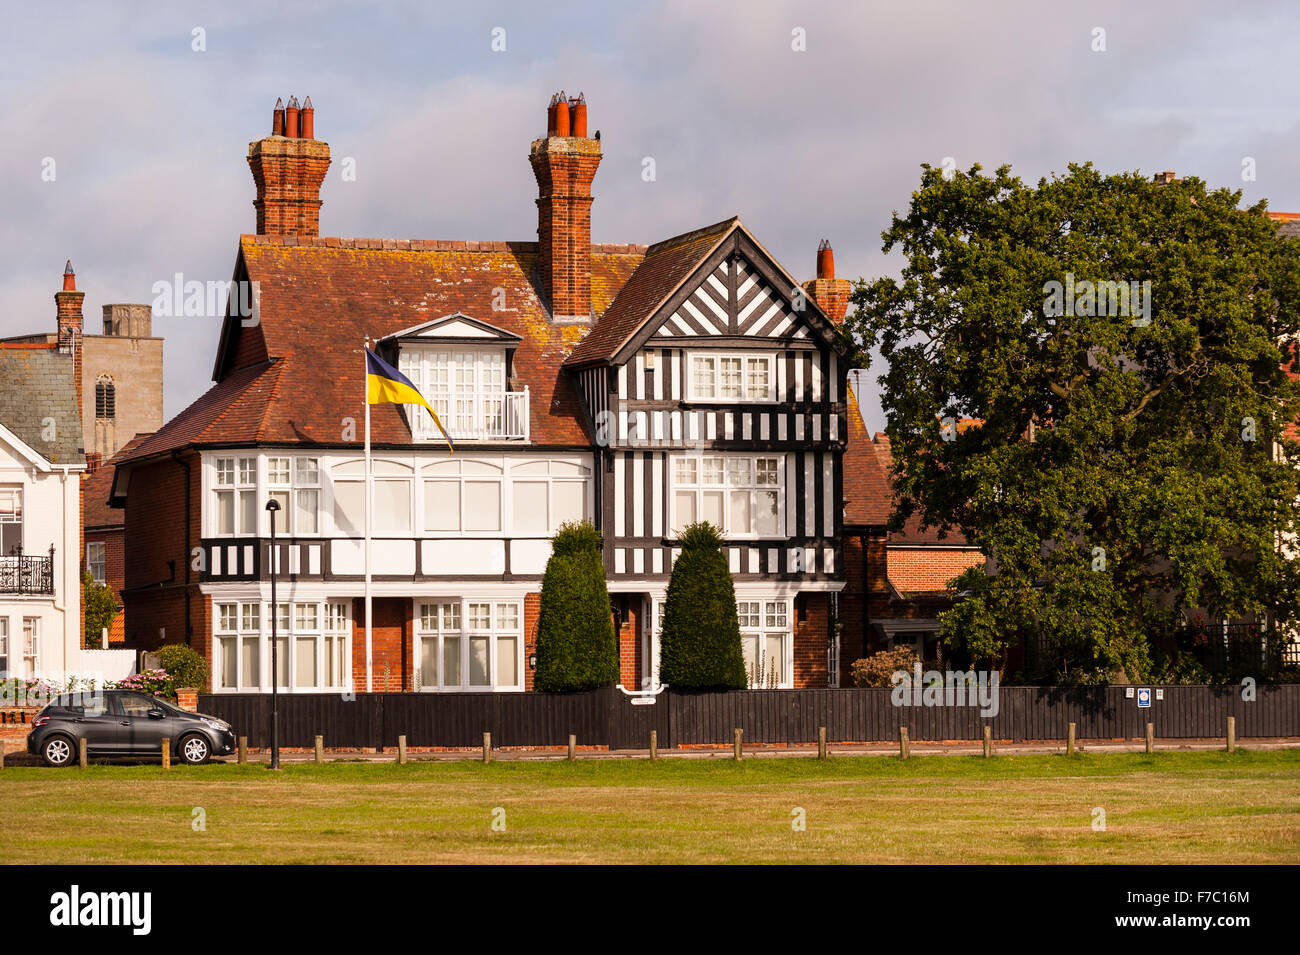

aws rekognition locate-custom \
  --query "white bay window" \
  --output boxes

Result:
[417,599,522,691]
[671,454,783,537]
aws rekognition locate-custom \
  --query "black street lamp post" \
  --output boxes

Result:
[266,498,281,770]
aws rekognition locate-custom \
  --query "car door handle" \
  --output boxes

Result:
[73,718,86,723]
[120,720,132,725]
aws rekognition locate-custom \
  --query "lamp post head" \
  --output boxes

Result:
[265,499,281,512]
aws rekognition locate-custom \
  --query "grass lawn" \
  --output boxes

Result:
[1,750,1297,864]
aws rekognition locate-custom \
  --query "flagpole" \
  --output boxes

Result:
[364,338,373,693]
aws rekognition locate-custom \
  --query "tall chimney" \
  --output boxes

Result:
[801,239,851,323]
[247,94,331,235]
[55,260,84,417]
[529,91,601,323]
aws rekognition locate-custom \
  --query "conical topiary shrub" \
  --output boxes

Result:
[533,521,620,692]
[659,522,746,690]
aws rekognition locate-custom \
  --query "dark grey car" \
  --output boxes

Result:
[27,690,236,766]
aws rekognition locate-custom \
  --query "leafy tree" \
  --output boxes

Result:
[848,162,1300,682]
[82,570,118,649]
[659,522,747,689]
[533,521,619,692]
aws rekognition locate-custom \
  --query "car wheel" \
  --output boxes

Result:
[41,735,75,768]
[179,734,210,765]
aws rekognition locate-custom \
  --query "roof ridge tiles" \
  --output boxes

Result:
[240,234,646,254]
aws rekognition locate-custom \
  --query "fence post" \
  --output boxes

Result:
[0,743,4,770]
[568,734,576,761]
[78,737,87,770]
[237,736,248,764]
[983,724,992,758]
[733,728,743,761]
[1226,716,1236,754]
[818,726,827,760]
[899,726,910,760]
[1145,722,1154,754]
[397,735,408,765]
[314,735,324,764]
[649,730,657,761]
[482,732,492,765]
[1067,722,1076,756]
[161,738,170,770]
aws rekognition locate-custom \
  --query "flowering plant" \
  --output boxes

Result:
[112,668,175,698]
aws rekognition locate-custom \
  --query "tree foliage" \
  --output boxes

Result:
[659,522,747,689]
[847,163,1300,682]
[533,521,620,692]
[82,571,118,649]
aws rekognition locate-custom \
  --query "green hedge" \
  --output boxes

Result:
[659,522,746,689]
[534,522,620,692]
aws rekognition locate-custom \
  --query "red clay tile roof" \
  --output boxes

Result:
[127,236,645,462]
[565,218,738,366]
[843,385,893,526]
[84,434,153,527]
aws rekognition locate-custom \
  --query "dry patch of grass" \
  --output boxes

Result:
[1,750,1296,864]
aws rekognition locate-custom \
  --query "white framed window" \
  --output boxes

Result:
[330,460,413,536]
[0,487,21,555]
[85,542,106,584]
[0,618,8,675]
[214,599,349,692]
[215,601,262,692]
[323,601,351,690]
[213,457,258,536]
[400,347,523,441]
[420,460,503,534]
[688,352,776,402]
[739,599,791,688]
[505,460,588,536]
[416,598,522,691]
[671,454,783,537]
[266,456,320,536]
[22,617,38,678]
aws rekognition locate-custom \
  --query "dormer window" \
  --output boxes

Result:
[381,313,528,442]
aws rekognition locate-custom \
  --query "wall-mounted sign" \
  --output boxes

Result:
[1137,687,1151,708]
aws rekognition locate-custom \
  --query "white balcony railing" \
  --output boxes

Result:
[408,388,529,442]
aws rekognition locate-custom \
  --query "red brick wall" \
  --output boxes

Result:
[792,592,830,688]
[529,138,601,319]
[84,527,125,643]
[524,592,540,691]
[615,598,642,689]
[352,597,410,692]
[247,137,331,236]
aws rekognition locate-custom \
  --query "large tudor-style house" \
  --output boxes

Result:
[111,92,876,695]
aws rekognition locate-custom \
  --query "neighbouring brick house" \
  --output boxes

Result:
[82,434,151,645]
[838,394,984,679]
[111,91,860,694]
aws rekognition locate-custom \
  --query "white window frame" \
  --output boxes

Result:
[687,351,777,403]
[211,456,259,537]
[213,599,350,693]
[669,453,785,539]
[0,617,8,676]
[265,456,321,537]
[737,598,792,689]
[400,346,513,441]
[21,617,39,679]
[85,542,107,584]
[0,487,21,555]
[415,598,523,692]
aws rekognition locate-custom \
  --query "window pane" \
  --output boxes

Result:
[239,491,257,535]
[729,491,751,533]
[239,458,256,484]
[443,636,461,687]
[755,490,780,535]
[692,356,715,398]
[496,603,519,630]
[497,636,518,688]
[420,638,438,687]
[275,637,289,688]
[268,490,290,531]
[746,357,771,398]
[701,459,724,485]
[218,603,237,632]
[720,358,742,398]
[756,459,779,484]
[217,491,234,534]
[443,602,461,631]
[469,637,490,686]
[295,489,319,534]
[727,459,751,485]
[424,481,461,532]
[295,457,319,485]
[512,481,548,535]
[295,637,317,687]
[742,635,760,686]
[216,460,234,486]
[674,491,696,529]
[295,603,318,631]
[242,604,260,631]
[468,603,491,630]
[553,482,585,525]
[220,638,237,689]
[242,637,260,688]
[765,634,784,685]
[333,482,365,536]
[674,458,697,484]
[465,482,501,532]
[268,457,290,484]
[701,491,724,528]
[374,481,410,534]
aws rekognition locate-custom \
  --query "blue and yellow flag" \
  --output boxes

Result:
[366,349,453,451]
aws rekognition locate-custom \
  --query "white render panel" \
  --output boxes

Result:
[510,539,554,576]
[334,538,417,575]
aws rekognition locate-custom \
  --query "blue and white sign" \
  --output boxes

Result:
[1137,687,1151,708]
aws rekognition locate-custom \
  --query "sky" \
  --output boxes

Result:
[4,0,1300,435]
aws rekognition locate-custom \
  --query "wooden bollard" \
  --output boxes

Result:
[482,732,492,764]
[78,737,87,770]
[818,726,827,760]
[1226,716,1236,754]
[1145,722,1154,754]
[0,742,6,770]
[237,736,248,764]
[649,730,657,761]
[315,735,324,764]
[568,734,576,761]
[983,724,992,758]
[397,735,408,764]
[899,726,910,760]
[1067,722,1076,756]
[161,738,170,770]
[733,728,743,761]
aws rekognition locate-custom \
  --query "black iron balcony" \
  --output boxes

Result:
[0,545,55,595]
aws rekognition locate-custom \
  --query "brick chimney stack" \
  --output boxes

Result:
[55,260,84,416]
[801,239,851,323]
[530,92,602,323]
[247,94,331,236]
